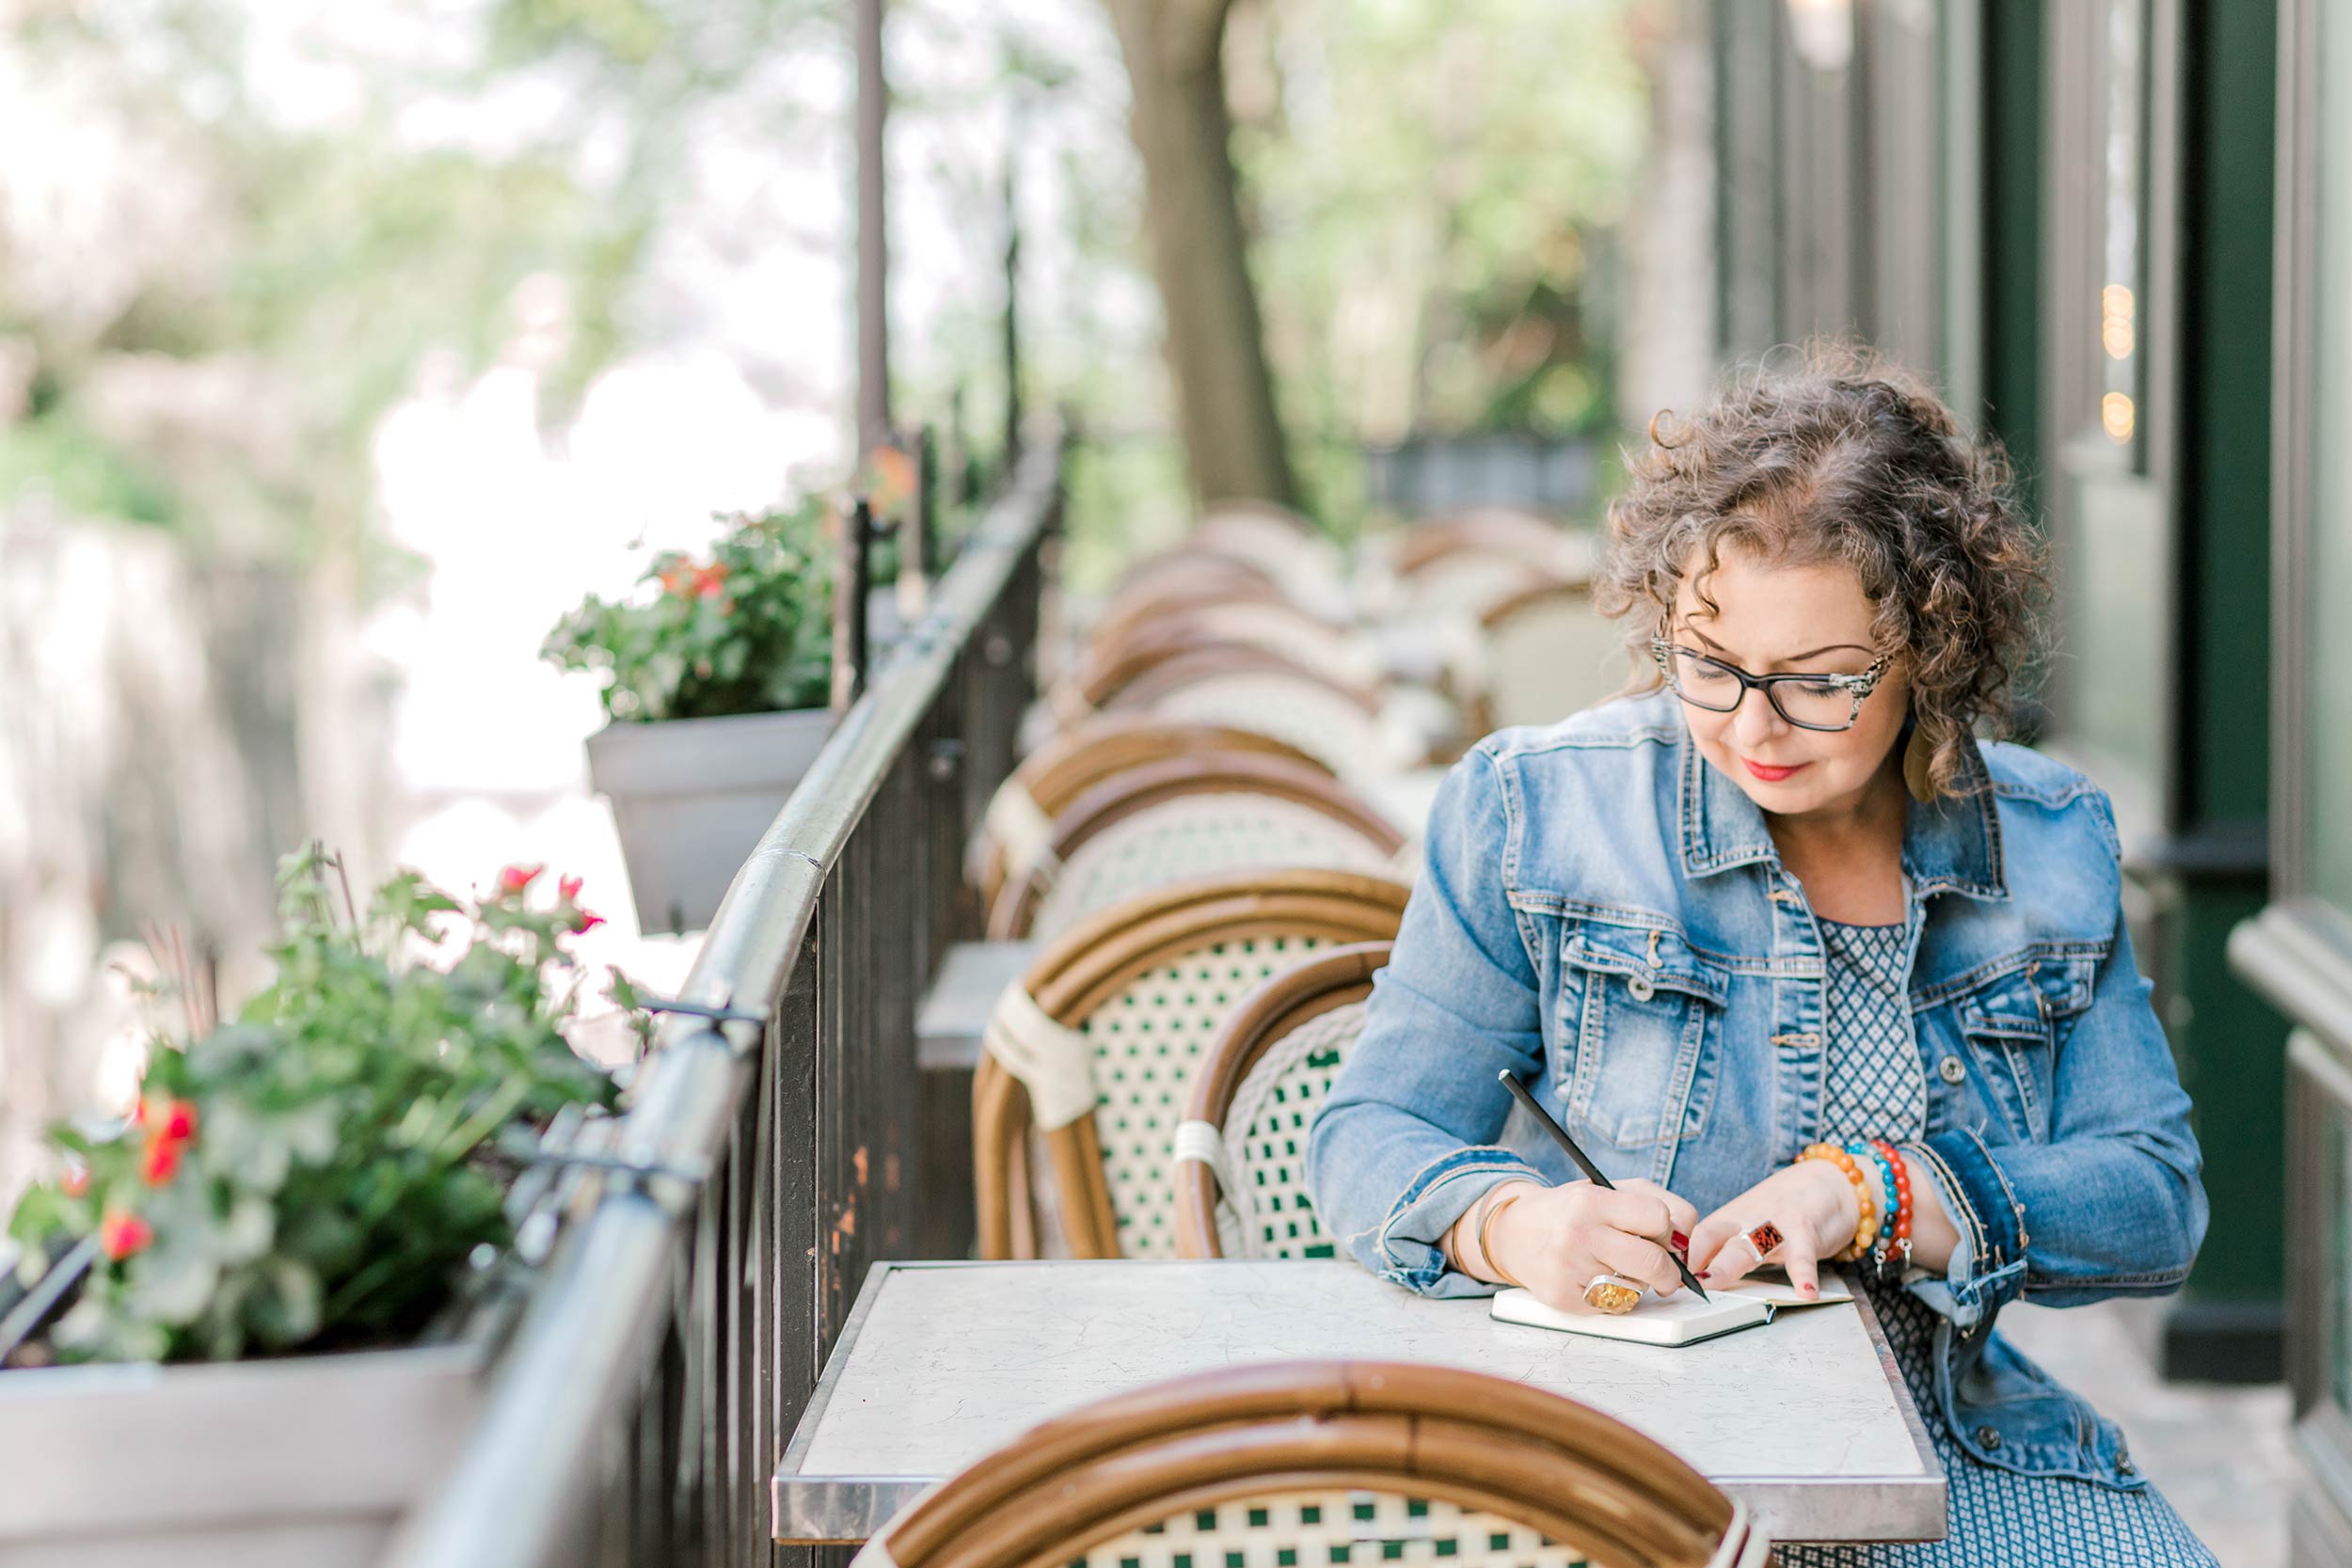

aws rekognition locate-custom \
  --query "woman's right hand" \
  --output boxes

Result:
[1477,1178,1700,1311]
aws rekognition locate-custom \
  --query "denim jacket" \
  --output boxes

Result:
[1306,690,2206,1491]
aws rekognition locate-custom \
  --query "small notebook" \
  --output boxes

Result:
[1490,1269,1855,1348]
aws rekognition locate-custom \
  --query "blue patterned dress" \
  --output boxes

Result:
[1774,918,2219,1568]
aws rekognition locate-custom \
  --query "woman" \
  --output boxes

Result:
[1306,348,2215,1565]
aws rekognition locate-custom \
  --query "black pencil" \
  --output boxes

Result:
[1496,1069,1708,1300]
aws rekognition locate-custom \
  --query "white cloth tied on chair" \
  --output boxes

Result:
[981,982,1099,1131]
[1170,1119,1232,1187]
[972,777,1061,888]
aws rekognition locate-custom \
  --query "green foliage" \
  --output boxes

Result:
[0,413,178,526]
[7,848,626,1363]
[541,496,834,721]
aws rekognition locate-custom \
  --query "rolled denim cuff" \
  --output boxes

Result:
[1904,1132,2028,1328]
[1370,1146,1548,1298]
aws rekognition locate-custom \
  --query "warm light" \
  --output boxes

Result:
[2102,392,2136,444]
[1785,0,1854,71]
[2101,284,2135,360]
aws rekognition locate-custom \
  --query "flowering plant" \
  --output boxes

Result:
[541,495,835,722]
[5,848,626,1364]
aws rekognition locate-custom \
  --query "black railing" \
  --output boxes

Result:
[386,432,1059,1568]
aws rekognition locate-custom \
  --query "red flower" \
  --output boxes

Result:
[569,910,607,935]
[99,1211,153,1261]
[143,1098,198,1144]
[559,874,585,903]
[59,1161,88,1198]
[142,1135,184,1187]
[658,563,691,595]
[690,562,730,599]
[498,863,544,895]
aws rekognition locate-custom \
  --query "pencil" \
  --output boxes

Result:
[1497,1069,1708,1300]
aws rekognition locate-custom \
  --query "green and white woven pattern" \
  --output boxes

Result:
[1087,936,1333,1257]
[1031,797,1394,942]
[1217,1001,1366,1259]
[1063,1489,1589,1568]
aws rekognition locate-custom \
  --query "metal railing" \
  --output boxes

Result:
[386,433,1059,1568]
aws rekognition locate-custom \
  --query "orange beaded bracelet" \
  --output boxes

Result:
[1798,1142,1880,1261]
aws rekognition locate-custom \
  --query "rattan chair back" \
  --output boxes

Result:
[974,869,1410,1259]
[851,1359,1768,1568]
[1175,942,1391,1259]
[986,753,1408,942]
[1096,650,1406,779]
[971,717,1330,908]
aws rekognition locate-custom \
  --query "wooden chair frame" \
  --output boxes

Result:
[1057,623,1382,723]
[974,870,1411,1259]
[985,752,1407,941]
[972,717,1329,909]
[856,1359,1761,1568]
[1391,506,1580,577]
[1174,942,1391,1259]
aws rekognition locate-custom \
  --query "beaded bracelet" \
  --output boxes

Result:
[1798,1142,1880,1261]
[1846,1140,1899,1254]
[1867,1137,1915,1277]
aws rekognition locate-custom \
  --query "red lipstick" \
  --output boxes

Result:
[1743,759,1806,783]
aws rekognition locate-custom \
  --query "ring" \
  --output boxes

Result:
[1581,1274,1646,1315]
[1736,1220,1785,1266]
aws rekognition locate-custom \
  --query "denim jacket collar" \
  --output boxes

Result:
[1676,725,2009,902]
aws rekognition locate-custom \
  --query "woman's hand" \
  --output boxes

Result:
[1477,1178,1700,1312]
[1686,1159,1861,1296]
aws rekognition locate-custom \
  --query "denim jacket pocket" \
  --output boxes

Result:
[1955,958,2098,1144]
[1558,922,1727,1153]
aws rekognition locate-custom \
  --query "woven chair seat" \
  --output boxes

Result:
[1460,579,1634,733]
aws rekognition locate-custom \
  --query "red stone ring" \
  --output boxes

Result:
[1736,1220,1785,1265]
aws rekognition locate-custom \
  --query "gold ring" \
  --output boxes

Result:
[1581,1274,1646,1315]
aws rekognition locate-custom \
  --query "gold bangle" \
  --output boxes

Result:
[1475,1191,1525,1288]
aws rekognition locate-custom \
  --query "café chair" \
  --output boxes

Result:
[1456,576,1633,735]
[1097,647,1441,782]
[974,869,1410,1259]
[969,716,1331,911]
[1174,942,1391,1259]
[848,1359,1769,1568]
[984,753,1409,942]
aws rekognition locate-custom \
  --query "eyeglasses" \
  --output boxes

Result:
[1649,634,1894,733]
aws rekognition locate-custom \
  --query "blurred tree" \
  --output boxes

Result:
[1102,0,1296,509]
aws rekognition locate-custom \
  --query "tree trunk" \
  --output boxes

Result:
[1104,0,1297,510]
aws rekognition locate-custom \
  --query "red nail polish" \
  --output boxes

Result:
[1673,1230,1691,1250]
[1801,1283,1818,1297]
[1696,1270,1710,1280]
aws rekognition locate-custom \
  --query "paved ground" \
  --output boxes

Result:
[1997,1298,2296,1567]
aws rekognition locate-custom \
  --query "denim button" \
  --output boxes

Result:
[2117,1456,2137,1477]
[1938,1054,1966,1085]
[1974,1425,2002,1451]
[1628,975,1656,1002]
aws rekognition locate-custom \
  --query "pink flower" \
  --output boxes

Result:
[59,1160,88,1198]
[141,1136,183,1187]
[498,864,544,895]
[143,1098,198,1144]
[691,563,730,599]
[558,874,585,903]
[569,910,607,935]
[99,1211,153,1261]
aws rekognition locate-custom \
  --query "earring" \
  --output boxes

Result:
[1902,724,1936,803]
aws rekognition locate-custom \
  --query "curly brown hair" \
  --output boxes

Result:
[1593,342,2047,799]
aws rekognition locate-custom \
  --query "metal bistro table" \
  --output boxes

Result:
[772,1259,1946,1547]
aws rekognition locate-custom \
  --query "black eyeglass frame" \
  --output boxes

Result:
[1648,634,1896,733]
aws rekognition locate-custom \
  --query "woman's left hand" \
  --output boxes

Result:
[1686,1159,1860,1296]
